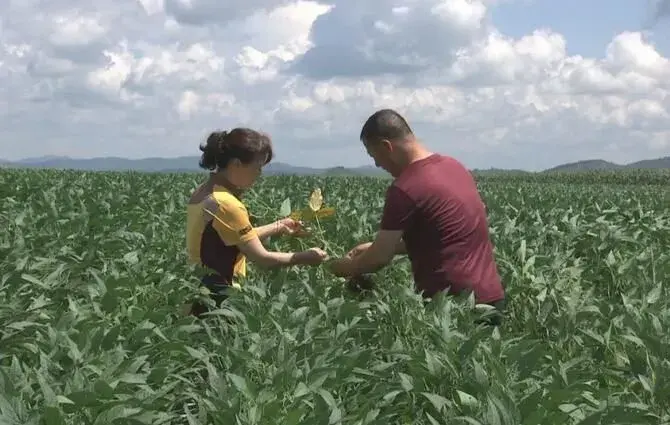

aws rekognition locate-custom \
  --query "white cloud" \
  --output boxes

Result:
[290,0,491,79]
[49,15,106,47]
[0,0,669,170]
[162,0,296,26]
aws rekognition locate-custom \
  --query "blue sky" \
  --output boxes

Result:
[1,0,669,171]
[493,0,670,56]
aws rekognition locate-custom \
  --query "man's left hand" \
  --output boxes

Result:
[345,242,372,258]
[328,257,355,277]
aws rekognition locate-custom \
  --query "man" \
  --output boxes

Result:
[328,109,506,324]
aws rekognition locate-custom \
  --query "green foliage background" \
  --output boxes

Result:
[0,168,669,424]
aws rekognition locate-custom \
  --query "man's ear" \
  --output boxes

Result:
[380,139,394,153]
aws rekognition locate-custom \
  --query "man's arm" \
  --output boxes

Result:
[346,230,404,276]
[329,185,414,277]
[395,238,407,255]
[348,237,405,258]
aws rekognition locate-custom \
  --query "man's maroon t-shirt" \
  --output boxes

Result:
[380,154,504,303]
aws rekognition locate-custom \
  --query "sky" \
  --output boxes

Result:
[1,0,670,171]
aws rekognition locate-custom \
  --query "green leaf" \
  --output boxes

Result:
[227,373,253,399]
[94,380,116,399]
[646,284,661,304]
[101,290,118,313]
[293,382,310,398]
[398,373,413,391]
[123,251,139,265]
[279,198,291,217]
[421,392,450,413]
[66,391,100,407]
[101,325,121,350]
[456,390,479,408]
[42,406,66,425]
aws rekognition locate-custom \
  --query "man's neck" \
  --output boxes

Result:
[405,143,434,165]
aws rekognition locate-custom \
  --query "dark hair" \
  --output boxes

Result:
[359,109,413,143]
[199,127,274,171]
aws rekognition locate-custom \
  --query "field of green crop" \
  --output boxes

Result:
[1,168,669,425]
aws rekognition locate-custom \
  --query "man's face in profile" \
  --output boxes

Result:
[362,138,399,177]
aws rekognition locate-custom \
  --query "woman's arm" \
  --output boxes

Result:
[236,236,326,268]
[255,221,281,241]
[256,218,307,241]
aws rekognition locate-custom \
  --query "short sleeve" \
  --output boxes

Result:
[380,185,415,231]
[211,198,257,246]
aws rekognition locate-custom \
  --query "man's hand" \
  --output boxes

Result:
[330,231,399,278]
[328,256,355,277]
[329,242,372,277]
[346,242,372,258]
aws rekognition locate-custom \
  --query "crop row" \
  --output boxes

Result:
[0,168,668,424]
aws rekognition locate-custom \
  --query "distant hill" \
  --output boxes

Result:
[1,155,668,174]
[627,157,670,169]
[471,167,530,175]
[544,157,670,172]
[323,166,383,176]
[0,155,387,176]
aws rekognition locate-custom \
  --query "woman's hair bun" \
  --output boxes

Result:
[198,128,274,171]
[198,131,228,170]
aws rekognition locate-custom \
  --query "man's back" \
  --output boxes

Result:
[381,154,504,303]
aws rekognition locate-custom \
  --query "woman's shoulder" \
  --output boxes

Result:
[211,185,248,211]
[188,182,210,204]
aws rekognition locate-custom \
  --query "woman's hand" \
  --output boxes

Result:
[276,218,310,237]
[294,247,329,265]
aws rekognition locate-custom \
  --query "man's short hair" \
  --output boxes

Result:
[359,109,413,143]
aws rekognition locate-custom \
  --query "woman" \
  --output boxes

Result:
[185,127,328,316]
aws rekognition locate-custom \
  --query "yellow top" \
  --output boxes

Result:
[185,184,257,287]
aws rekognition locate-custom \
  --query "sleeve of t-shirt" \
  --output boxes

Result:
[380,185,415,231]
[212,199,258,246]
